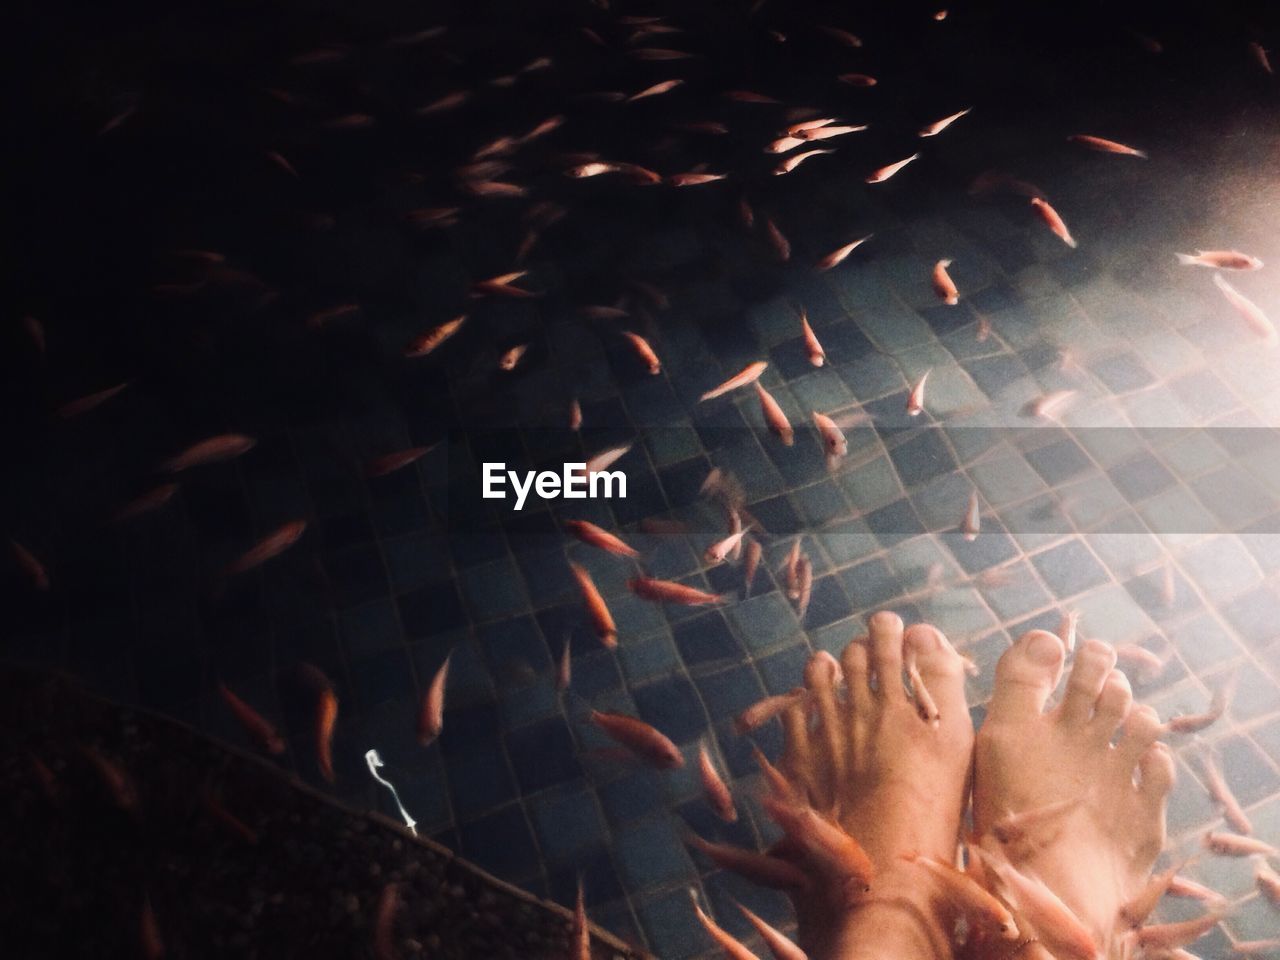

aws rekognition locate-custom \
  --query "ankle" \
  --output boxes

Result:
[818,867,957,960]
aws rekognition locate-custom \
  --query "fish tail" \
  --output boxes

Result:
[1175,253,1198,265]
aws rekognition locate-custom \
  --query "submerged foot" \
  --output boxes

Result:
[973,632,1175,958]
[779,611,974,960]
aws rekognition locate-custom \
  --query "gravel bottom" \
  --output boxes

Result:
[1,666,646,960]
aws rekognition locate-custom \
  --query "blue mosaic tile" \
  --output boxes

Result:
[458,803,542,883]
[1031,539,1110,599]
[615,817,696,892]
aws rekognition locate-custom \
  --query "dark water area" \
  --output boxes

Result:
[7,0,1280,956]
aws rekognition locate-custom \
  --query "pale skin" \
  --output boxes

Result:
[779,613,1175,960]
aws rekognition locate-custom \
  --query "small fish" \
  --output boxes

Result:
[1213,273,1277,345]
[1166,673,1234,734]
[224,520,306,577]
[687,834,809,890]
[812,412,847,457]
[141,895,164,960]
[11,539,50,590]
[700,361,769,402]
[800,124,868,141]
[820,25,863,47]
[690,892,762,960]
[1232,939,1280,956]
[406,207,460,229]
[1203,831,1277,857]
[323,113,375,130]
[1115,644,1167,683]
[903,854,1018,939]
[962,490,981,540]
[743,538,762,595]
[100,105,138,136]
[301,669,339,784]
[404,315,466,358]
[462,179,526,198]
[557,637,572,692]
[418,654,450,746]
[763,795,874,891]
[498,344,529,371]
[773,148,834,175]
[1057,610,1079,654]
[765,217,791,261]
[1030,197,1077,248]
[816,235,872,271]
[622,331,661,374]
[736,902,808,960]
[739,197,755,228]
[976,848,1099,960]
[590,710,683,768]
[724,89,779,103]
[668,172,727,186]
[706,529,749,565]
[570,563,618,648]
[799,309,826,366]
[837,73,878,86]
[1176,250,1263,270]
[567,162,620,178]
[473,271,537,299]
[755,382,794,446]
[677,120,730,135]
[919,107,971,137]
[584,443,632,476]
[906,370,930,416]
[698,742,737,821]
[80,745,138,811]
[564,520,639,558]
[1255,859,1280,906]
[569,398,582,431]
[933,259,959,304]
[1067,134,1147,158]
[629,576,724,605]
[415,91,469,115]
[976,315,992,341]
[580,305,629,320]
[906,659,939,725]
[788,117,836,135]
[793,557,813,619]
[202,791,259,845]
[735,689,805,734]
[366,447,432,478]
[630,47,696,61]
[1027,390,1077,421]
[1120,856,1194,927]
[784,539,803,599]
[373,883,399,960]
[1136,912,1225,950]
[164,433,256,472]
[866,153,919,183]
[57,381,131,419]
[1167,875,1225,905]
[1249,42,1273,75]
[307,303,360,329]
[573,881,591,960]
[629,78,684,101]
[1201,752,1252,834]
[991,793,1087,846]
[217,682,286,755]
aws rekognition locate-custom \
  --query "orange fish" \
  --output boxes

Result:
[580,305,628,320]
[816,234,872,271]
[784,539,803,597]
[739,197,755,228]
[573,881,591,960]
[812,411,847,456]
[141,895,164,960]
[224,520,307,577]
[701,361,768,402]
[736,902,808,960]
[743,538,763,595]
[698,742,737,821]
[907,370,930,416]
[705,527,749,565]
[499,344,529,370]
[1120,856,1196,928]
[557,637,572,692]
[164,433,257,472]
[689,893,761,960]
[629,576,723,605]
[755,382,793,445]
[570,563,617,648]
[866,153,919,183]
[800,124,868,142]
[564,520,639,558]
[687,835,809,890]
[1165,674,1233,734]
[569,398,582,431]
[1232,939,1280,956]
[1176,250,1262,270]
[266,150,298,176]
[991,794,1086,846]
[799,308,826,366]
[590,710,683,768]
[962,490,981,540]
[838,73,878,86]
[773,149,833,176]
[630,47,696,61]
[584,443,632,476]
[1201,752,1252,834]
[622,331,661,374]
[735,689,805,734]
[1212,273,1277,345]
[1167,875,1224,905]
[767,135,806,154]
[366,447,432,478]
[217,682,286,755]
[11,539,50,591]
[416,91,470,115]
[793,556,812,619]
[1030,197,1077,248]
[629,78,684,102]
[302,668,339,784]
[820,25,863,47]
[418,654,450,746]
[933,259,958,304]
[473,271,537,299]
[80,745,138,811]
[724,89,779,103]
[373,883,399,960]
[976,848,1098,960]
[1136,912,1224,950]
[57,381,131,419]
[763,795,874,891]
[1256,860,1280,906]
[1067,134,1147,158]
[1249,41,1273,75]
[903,853,1018,939]
[919,107,971,137]
[669,172,727,186]
[765,217,791,261]
[307,304,360,328]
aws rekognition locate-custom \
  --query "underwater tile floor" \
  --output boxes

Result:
[9,96,1280,960]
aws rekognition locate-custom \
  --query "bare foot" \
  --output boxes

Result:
[779,611,975,960]
[973,632,1176,959]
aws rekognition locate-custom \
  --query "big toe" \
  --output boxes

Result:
[987,629,1065,724]
[903,623,970,726]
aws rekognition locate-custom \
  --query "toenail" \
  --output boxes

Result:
[1026,631,1063,665]
[868,610,901,630]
